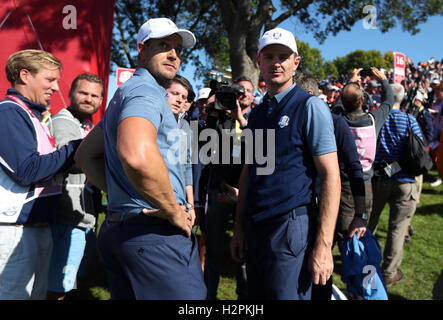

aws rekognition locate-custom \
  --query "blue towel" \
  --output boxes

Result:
[340,231,388,300]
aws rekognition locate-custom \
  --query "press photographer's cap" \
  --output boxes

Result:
[197,88,211,101]
[137,18,196,48]
[258,27,298,55]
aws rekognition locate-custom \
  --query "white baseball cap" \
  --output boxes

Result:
[197,88,211,101]
[414,91,424,102]
[318,94,327,102]
[137,18,196,48]
[258,27,298,55]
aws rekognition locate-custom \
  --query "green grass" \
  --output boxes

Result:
[70,171,443,300]
[332,170,443,300]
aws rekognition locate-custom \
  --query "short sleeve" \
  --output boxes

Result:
[304,96,337,156]
[119,84,164,130]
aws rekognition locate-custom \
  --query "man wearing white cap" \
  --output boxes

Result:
[75,18,206,299]
[195,87,211,119]
[231,27,340,299]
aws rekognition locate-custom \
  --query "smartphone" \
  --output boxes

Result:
[359,69,373,77]
[384,161,402,177]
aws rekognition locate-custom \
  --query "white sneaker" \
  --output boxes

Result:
[430,178,442,187]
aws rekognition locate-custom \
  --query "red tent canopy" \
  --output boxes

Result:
[0,0,115,124]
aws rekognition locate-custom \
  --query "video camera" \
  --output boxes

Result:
[206,79,245,113]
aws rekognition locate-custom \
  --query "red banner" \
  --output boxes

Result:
[393,52,406,84]
[0,0,115,124]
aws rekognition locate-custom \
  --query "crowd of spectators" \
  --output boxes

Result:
[1,14,441,300]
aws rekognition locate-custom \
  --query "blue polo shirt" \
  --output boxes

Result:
[246,83,337,222]
[375,109,423,183]
[102,68,186,214]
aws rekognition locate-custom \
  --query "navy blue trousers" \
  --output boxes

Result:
[97,219,207,300]
[246,206,315,300]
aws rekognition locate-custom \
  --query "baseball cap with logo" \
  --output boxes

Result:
[137,18,196,48]
[258,27,298,55]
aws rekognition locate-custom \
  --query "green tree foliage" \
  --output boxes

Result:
[111,0,226,81]
[332,49,395,76]
[111,0,443,86]
[383,51,394,70]
[323,61,340,78]
[297,41,326,80]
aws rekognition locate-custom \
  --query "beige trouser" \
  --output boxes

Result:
[415,174,423,204]
[369,177,418,280]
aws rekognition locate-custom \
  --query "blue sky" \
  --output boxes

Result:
[107,14,443,105]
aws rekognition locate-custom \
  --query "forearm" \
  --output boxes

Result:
[122,146,180,216]
[80,155,107,192]
[317,179,340,246]
[316,160,341,248]
[347,171,366,215]
[234,164,248,232]
[185,185,194,206]
[15,140,80,186]
[378,80,394,113]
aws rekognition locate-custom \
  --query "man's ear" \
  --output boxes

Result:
[137,42,144,54]
[293,55,301,73]
[18,69,32,85]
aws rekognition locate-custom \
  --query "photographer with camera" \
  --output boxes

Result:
[202,76,254,300]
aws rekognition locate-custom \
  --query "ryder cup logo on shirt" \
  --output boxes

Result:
[278,115,290,128]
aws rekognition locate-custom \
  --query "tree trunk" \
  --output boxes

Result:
[217,0,267,89]
[228,31,260,88]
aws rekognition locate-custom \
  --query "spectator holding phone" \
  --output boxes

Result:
[332,67,394,244]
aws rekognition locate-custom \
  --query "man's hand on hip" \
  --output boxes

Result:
[142,204,192,237]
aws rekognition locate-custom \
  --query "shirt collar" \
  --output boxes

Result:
[6,88,47,114]
[134,67,168,97]
[263,82,297,103]
[270,83,297,104]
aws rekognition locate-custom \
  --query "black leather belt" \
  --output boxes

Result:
[106,211,169,226]
[252,204,315,226]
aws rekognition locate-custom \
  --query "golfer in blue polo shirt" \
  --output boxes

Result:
[75,18,206,299]
[231,27,341,299]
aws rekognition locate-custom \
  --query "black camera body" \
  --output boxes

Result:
[359,68,373,78]
[208,80,245,112]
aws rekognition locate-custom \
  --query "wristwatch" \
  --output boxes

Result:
[355,212,369,221]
